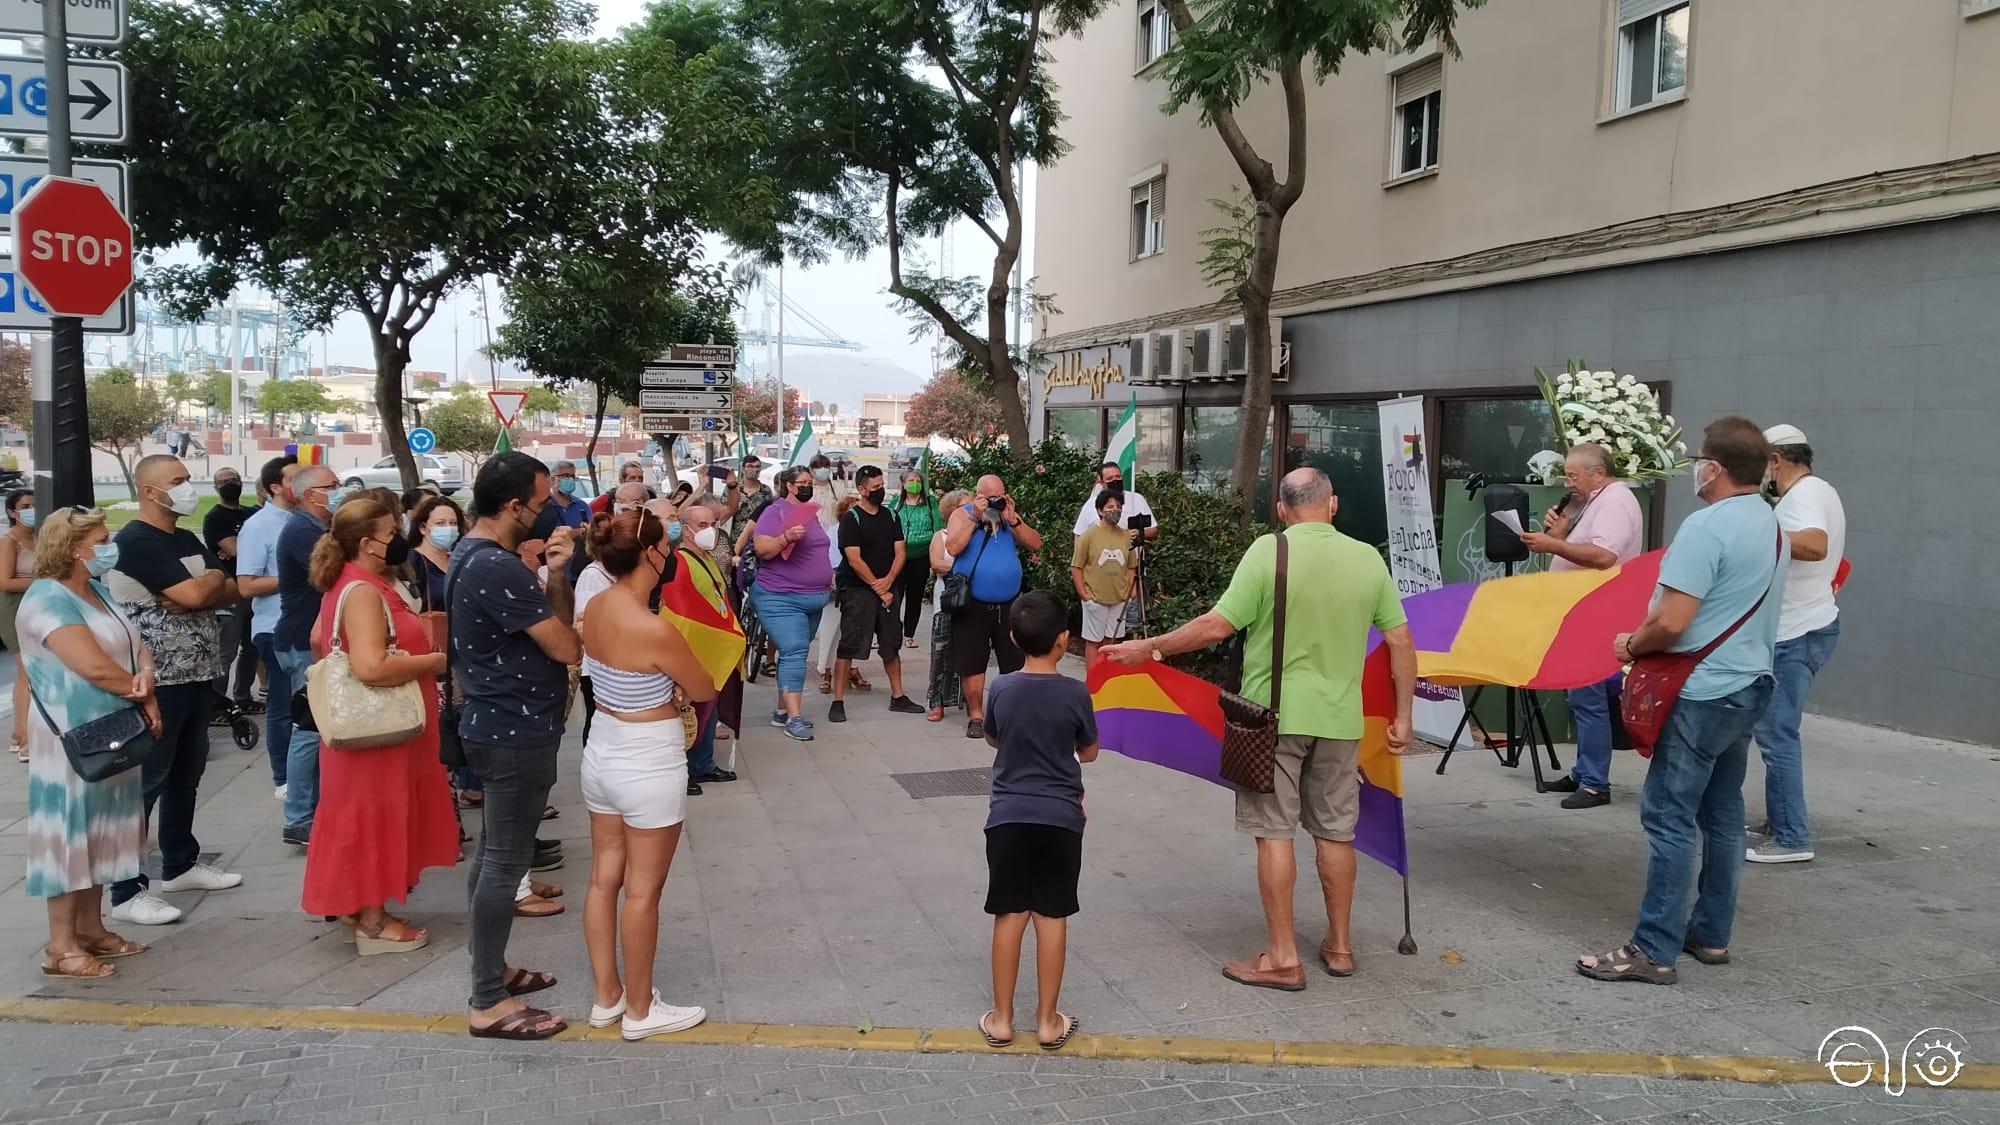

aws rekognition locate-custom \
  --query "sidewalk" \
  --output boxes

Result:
[2,630,1996,1066]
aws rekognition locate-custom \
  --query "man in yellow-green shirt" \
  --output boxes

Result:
[1103,467,1416,992]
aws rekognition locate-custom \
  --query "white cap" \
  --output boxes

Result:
[1762,423,1809,447]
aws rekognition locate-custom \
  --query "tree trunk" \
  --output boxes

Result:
[373,334,418,488]
[987,257,1032,456]
[585,382,607,491]
[1228,200,1289,517]
[112,446,137,495]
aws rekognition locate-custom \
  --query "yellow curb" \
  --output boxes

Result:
[6,996,2000,1090]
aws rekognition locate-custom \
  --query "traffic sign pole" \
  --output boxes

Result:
[36,0,91,511]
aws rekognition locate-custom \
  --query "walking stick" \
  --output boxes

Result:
[1397,875,1418,955]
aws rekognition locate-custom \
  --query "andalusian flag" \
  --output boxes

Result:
[659,553,746,691]
[915,443,930,482]
[493,427,513,454]
[736,412,750,459]
[1104,393,1138,478]
[788,415,819,466]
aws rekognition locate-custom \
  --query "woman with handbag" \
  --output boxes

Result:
[20,506,158,979]
[302,497,458,956]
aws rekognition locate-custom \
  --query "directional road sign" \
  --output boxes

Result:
[0,56,127,143]
[639,389,733,413]
[640,366,735,390]
[407,427,437,455]
[641,413,730,433]
[0,260,130,333]
[15,177,132,317]
[656,343,736,367]
[0,1,126,44]
[0,156,124,234]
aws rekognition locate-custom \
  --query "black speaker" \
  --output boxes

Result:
[1482,483,1531,564]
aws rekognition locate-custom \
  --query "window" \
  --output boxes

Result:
[1130,175,1165,260]
[1182,406,1272,520]
[1615,1,1689,112]
[1437,397,1561,484]
[1134,407,1175,474]
[1390,58,1443,177]
[1136,0,1173,70]
[1284,404,1387,549]
[1046,408,1103,451]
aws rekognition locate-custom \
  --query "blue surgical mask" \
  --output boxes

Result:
[557,477,578,496]
[85,543,119,577]
[15,508,34,529]
[325,485,355,511]
[429,526,460,550]
[666,519,683,545]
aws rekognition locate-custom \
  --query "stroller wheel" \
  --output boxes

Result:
[232,717,260,751]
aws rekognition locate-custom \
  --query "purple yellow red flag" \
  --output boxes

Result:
[285,443,327,466]
[658,553,745,692]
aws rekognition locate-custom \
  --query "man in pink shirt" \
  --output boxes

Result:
[1519,443,1644,808]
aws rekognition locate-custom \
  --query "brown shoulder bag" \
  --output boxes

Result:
[1218,532,1288,793]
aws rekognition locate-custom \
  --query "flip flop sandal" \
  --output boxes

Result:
[503,968,559,997]
[530,880,564,899]
[1576,944,1678,985]
[41,951,115,979]
[82,935,147,960]
[1038,1014,1080,1051]
[1682,939,1729,965]
[469,1007,567,1040]
[541,805,559,821]
[978,1010,1012,1049]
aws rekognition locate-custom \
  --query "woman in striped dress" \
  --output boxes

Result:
[21,507,155,979]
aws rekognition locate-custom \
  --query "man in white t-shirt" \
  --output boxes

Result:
[1747,424,1845,865]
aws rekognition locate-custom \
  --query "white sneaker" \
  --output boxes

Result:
[1746,842,1814,864]
[274,784,287,802]
[160,862,244,892]
[588,992,627,1029]
[621,991,706,1040]
[110,891,183,926]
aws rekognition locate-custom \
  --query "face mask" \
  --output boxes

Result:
[613,502,635,515]
[557,477,578,496]
[795,485,815,503]
[324,485,354,512]
[162,480,200,516]
[693,526,719,551]
[812,468,831,481]
[905,481,922,496]
[864,487,885,505]
[373,535,411,567]
[1104,508,1123,525]
[429,526,460,550]
[666,519,683,545]
[1691,460,1717,500]
[15,508,34,529]
[85,543,119,577]
[216,480,244,504]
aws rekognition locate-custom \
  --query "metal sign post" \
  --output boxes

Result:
[33,0,93,511]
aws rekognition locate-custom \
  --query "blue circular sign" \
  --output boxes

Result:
[407,427,437,454]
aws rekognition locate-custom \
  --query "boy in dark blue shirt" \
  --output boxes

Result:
[979,591,1097,1052]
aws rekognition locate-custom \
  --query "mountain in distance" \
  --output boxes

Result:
[761,351,929,411]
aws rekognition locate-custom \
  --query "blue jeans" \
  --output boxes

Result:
[277,648,319,832]
[1753,620,1840,850]
[689,706,721,776]
[463,737,559,1010]
[1630,676,1775,966]
[1567,672,1623,793]
[749,587,828,695]
[253,634,289,788]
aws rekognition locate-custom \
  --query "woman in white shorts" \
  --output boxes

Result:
[577,506,716,1041]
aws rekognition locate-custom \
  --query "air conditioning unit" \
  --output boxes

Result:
[1127,333,1150,384]
[1223,318,1249,377]
[1185,323,1218,379]
[1151,328,1183,383]
[1270,316,1290,383]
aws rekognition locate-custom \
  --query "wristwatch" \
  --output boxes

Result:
[1148,641,1164,662]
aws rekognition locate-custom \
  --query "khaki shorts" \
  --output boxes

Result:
[1234,735,1361,843]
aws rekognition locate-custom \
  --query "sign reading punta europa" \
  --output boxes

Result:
[1043,350,1126,397]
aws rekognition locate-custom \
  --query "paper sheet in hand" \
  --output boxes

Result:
[778,500,820,560]
[1488,508,1525,536]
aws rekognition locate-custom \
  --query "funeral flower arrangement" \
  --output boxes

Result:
[1530,362,1688,484]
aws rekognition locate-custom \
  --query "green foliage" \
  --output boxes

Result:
[905,369,1014,446]
[1198,189,1256,295]
[88,369,170,492]
[257,379,334,429]
[196,369,236,413]
[522,387,565,417]
[0,341,29,430]
[426,393,502,459]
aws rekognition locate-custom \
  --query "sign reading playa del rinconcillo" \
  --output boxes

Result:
[642,344,736,433]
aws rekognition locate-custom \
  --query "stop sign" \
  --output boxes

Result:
[13,177,134,318]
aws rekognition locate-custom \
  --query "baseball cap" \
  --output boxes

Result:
[1762,423,1809,447]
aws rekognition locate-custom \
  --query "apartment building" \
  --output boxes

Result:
[1031,0,2000,741]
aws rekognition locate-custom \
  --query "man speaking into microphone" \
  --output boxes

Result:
[1518,442,1644,809]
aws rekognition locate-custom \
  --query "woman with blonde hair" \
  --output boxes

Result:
[578,505,715,1040]
[19,506,157,977]
[301,497,458,955]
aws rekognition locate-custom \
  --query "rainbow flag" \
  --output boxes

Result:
[658,552,745,691]
[1087,654,1409,875]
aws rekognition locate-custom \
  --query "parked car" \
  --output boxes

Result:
[343,454,464,494]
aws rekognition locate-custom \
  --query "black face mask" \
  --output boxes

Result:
[864,487,885,505]
[376,536,410,567]
[217,481,244,504]
[795,485,815,503]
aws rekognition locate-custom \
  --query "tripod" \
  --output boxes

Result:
[1433,561,1563,792]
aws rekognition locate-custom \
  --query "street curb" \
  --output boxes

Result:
[4,996,1997,1090]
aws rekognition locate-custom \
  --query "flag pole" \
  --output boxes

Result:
[1398,877,1417,955]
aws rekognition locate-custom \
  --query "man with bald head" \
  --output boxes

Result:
[1105,467,1416,992]
[107,455,245,925]
[274,463,341,847]
[940,473,1043,739]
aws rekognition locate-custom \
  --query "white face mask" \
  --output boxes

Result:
[163,480,200,516]
[1691,460,1717,501]
[693,526,719,551]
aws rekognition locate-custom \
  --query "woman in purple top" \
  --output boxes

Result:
[748,467,833,741]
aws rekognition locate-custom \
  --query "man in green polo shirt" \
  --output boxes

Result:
[1104,467,1416,992]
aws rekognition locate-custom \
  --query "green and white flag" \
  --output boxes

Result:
[493,426,513,454]
[788,415,819,466]
[1104,393,1138,479]
[735,412,750,460]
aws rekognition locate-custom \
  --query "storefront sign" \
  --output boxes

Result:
[1043,349,1126,398]
[1378,396,1458,744]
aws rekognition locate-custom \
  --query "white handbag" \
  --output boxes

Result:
[306,580,430,750]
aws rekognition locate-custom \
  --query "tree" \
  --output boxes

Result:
[89,368,170,493]
[426,390,502,467]
[257,378,335,433]
[162,371,196,420]
[905,369,1015,445]
[1156,0,1478,507]
[121,0,614,490]
[734,377,802,435]
[0,341,29,431]
[737,0,1105,456]
[196,369,237,416]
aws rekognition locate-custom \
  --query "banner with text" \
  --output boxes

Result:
[1378,395,1460,745]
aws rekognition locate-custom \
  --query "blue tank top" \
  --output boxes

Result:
[950,504,1023,604]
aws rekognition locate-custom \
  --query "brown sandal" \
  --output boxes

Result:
[469,1006,567,1040]
[529,880,563,900]
[514,893,564,918]
[80,934,147,960]
[41,950,115,979]
[1577,943,1678,985]
[503,967,558,997]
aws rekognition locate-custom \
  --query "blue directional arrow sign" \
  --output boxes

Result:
[0,56,127,144]
[407,427,438,455]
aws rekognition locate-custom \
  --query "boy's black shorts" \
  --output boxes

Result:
[984,822,1082,918]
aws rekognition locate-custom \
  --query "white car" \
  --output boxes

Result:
[342,454,464,494]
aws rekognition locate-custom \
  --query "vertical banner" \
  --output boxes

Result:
[1377,396,1460,745]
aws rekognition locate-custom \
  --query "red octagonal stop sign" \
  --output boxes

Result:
[13,176,134,318]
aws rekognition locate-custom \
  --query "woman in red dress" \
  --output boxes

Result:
[302,497,458,955]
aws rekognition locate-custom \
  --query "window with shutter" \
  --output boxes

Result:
[1135,0,1173,70]
[1389,58,1444,177]
[1129,174,1167,259]
[1614,0,1689,112]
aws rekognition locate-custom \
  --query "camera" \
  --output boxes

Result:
[1126,513,1153,531]
[988,496,1008,512]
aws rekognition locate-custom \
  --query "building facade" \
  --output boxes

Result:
[1032,0,2000,743]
